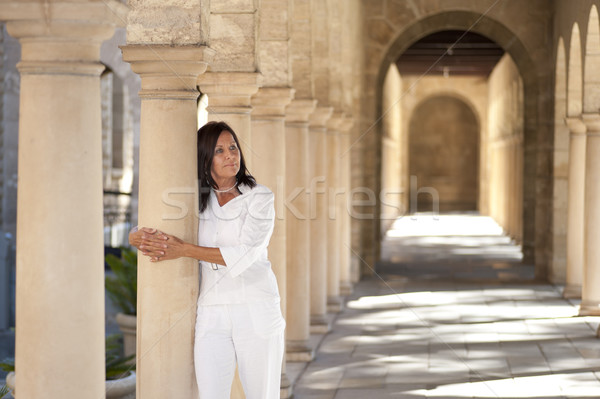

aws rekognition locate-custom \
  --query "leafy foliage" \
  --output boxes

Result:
[0,358,13,373]
[105,248,137,315]
[105,334,135,380]
[0,385,9,398]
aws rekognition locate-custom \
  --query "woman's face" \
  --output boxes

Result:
[211,131,240,183]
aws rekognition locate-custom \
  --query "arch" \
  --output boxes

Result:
[407,95,480,212]
[567,23,582,117]
[409,91,482,132]
[370,11,540,269]
[584,5,600,113]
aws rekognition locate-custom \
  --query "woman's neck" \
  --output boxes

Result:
[213,177,237,192]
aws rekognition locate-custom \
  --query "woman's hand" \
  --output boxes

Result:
[140,232,188,262]
[129,227,157,249]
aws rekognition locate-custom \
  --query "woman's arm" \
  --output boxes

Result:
[140,232,226,265]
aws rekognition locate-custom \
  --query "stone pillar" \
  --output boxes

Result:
[197,72,260,168]
[250,86,295,397]
[339,116,354,296]
[285,98,317,361]
[580,113,600,316]
[0,2,126,397]
[121,45,213,398]
[563,117,587,298]
[326,112,343,312]
[308,106,333,333]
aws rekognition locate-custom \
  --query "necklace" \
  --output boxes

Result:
[213,179,238,193]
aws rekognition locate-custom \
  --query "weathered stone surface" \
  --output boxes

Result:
[127,1,208,45]
[366,17,396,46]
[210,13,256,71]
[259,41,289,87]
[211,0,255,13]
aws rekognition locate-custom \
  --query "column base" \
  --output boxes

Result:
[340,281,353,296]
[310,314,331,334]
[578,301,600,316]
[280,373,292,399]
[327,296,344,313]
[286,340,314,362]
[563,284,582,299]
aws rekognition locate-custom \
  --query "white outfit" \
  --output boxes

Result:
[194,183,285,399]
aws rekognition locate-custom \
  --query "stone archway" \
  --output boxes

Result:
[408,95,480,212]
[358,7,552,278]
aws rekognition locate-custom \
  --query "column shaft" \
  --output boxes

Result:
[2,2,127,397]
[580,114,600,315]
[250,86,294,395]
[564,117,586,298]
[308,106,332,333]
[326,113,343,312]
[339,117,354,296]
[122,45,213,398]
[285,99,316,361]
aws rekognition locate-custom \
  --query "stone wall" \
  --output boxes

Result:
[400,75,486,215]
[409,95,479,212]
[487,54,524,243]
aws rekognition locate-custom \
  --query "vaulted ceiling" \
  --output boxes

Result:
[396,30,505,76]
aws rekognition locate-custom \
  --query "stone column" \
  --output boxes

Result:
[0,2,126,397]
[563,117,587,298]
[197,72,260,168]
[121,45,213,398]
[580,113,600,316]
[339,116,354,296]
[326,112,343,312]
[285,98,317,361]
[308,106,333,333]
[250,86,295,397]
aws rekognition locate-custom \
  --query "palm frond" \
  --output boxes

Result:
[0,384,10,399]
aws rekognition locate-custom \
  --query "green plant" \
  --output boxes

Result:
[0,338,134,383]
[0,384,10,399]
[0,358,13,372]
[105,247,137,315]
[105,334,135,380]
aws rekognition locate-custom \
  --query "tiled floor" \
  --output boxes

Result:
[292,214,600,398]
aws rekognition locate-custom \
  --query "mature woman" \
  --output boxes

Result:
[129,121,285,399]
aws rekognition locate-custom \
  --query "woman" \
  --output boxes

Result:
[129,121,285,399]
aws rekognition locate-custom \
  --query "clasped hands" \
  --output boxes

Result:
[129,227,186,262]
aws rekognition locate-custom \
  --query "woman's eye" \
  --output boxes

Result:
[215,148,223,154]
[230,146,237,151]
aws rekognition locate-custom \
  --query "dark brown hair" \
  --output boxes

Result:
[197,121,256,212]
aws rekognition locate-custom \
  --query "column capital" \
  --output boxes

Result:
[309,106,334,128]
[251,87,295,119]
[285,98,318,124]
[121,45,214,99]
[582,113,600,136]
[1,0,128,75]
[565,116,587,136]
[326,111,344,132]
[197,72,260,114]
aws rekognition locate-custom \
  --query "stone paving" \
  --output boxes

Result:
[292,214,600,399]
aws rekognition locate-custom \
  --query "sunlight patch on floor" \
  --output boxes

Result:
[385,214,505,237]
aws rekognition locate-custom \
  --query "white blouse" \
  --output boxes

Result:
[196,183,280,306]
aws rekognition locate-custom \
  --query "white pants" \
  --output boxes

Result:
[194,301,285,399]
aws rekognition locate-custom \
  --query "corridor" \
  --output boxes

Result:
[293,215,600,398]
